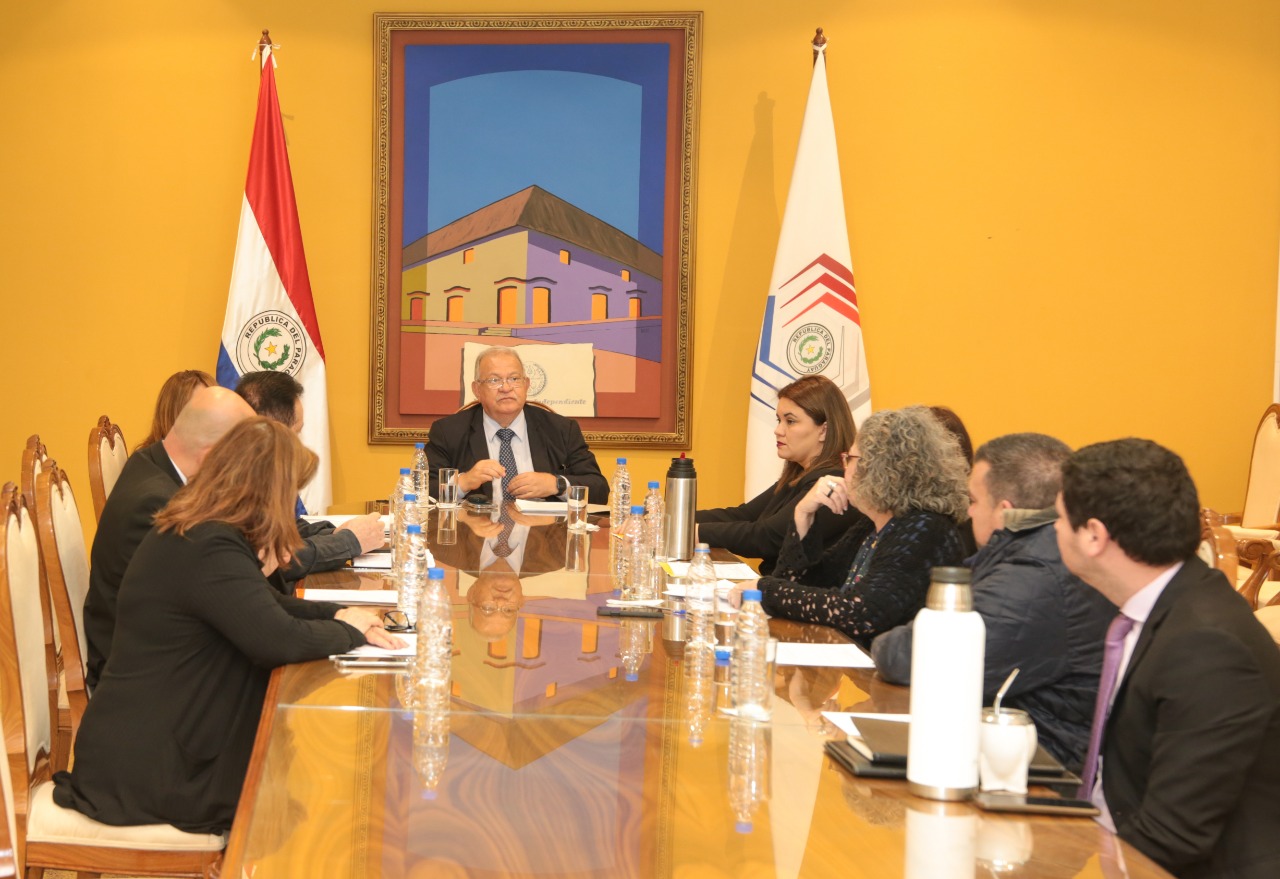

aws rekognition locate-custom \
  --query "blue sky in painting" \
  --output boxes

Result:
[428,71,640,239]
[402,42,669,252]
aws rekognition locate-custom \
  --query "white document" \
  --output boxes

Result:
[514,499,568,515]
[775,641,875,669]
[821,711,910,738]
[341,633,417,657]
[302,589,398,606]
[351,553,393,570]
[301,514,391,534]
[662,561,759,580]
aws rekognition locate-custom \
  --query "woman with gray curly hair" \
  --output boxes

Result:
[742,405,969,644]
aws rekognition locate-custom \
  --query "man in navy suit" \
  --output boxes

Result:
[1056,438,1280,879]
[425,347,608,504]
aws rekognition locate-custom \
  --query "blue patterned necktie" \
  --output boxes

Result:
[496,428,517,499]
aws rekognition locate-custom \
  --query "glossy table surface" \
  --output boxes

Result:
[221,508,1172,878]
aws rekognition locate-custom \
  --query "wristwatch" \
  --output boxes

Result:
[556,475,570,495]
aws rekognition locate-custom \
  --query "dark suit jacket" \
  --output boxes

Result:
[1102,558,1280,879]
[425,404,609,504]
[84,443,182,689]
[84,445,359,688]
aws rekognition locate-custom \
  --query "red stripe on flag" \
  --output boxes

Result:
[779,272,858,309]
[781,293,861,327]
[243,61,325,360]
[780,253,855,289]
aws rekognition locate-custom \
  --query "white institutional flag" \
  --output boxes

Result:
[745,40,871,498]
[217,42,333,514]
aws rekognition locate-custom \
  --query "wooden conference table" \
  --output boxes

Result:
[220,506,1172,879]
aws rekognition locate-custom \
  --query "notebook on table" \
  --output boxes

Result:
[827,715,1081,785]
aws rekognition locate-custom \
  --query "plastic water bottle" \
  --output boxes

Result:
[714,647,733,713]
[390,468,414,569]
[394,492,421,577]
[611,457,631,530]
[626,505,653,600]
[398,523,426,625]
[643,481,665,559]
[412,689,450,797]
[684,544,717,747]
[412,442,430,496]
[727,716,768,834]
[687,543,716,649]
[414,567,451,688]
[730,588,771,720]
[612,504,640,595]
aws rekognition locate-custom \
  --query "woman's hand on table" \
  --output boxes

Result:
[336,607,407,649]
[728,578,761,609]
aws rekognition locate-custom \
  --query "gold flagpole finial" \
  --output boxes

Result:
[812,27,827,65]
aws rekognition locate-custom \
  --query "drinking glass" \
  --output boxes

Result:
[437,468,459,509]
[566,484,588,531]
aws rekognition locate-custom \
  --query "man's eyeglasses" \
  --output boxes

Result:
[476,375,529,389]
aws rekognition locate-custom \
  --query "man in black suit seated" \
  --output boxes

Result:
[424,346,609,504]
[871,433,1115,771]
[84,385,254,688]
[1056,438,1280,879]
[235,371,385,577]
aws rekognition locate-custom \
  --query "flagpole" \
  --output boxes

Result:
[743,28,872,498]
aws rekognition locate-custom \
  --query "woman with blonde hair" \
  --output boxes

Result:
[136,369,215,448]
[744,405,969,644]
[53,417,400,833]
[697,375,861,574]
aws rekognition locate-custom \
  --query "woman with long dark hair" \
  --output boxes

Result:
[697,375,862,574]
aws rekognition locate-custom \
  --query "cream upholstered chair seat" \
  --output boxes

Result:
[87,415,129,521]
[0,484,223,876]
[26,782,225,851]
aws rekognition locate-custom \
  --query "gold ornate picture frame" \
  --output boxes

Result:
[369,13,701,448]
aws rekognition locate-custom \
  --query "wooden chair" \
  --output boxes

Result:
[0,484,224,878]
[86,416,128,522]
[33,463,90,760]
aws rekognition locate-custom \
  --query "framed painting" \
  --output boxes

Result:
[370,13,701,447]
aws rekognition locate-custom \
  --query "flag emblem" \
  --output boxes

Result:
[786,323,835,375]
[235,310,307,375]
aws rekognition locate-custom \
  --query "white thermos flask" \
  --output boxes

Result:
[663,455,697,561]
[907,566,985,800]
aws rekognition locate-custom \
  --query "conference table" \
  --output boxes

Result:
[219,506,1173,878]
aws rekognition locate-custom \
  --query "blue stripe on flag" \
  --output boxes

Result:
[216,345,241,390]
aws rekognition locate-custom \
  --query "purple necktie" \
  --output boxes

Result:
[1078,613,1136,798]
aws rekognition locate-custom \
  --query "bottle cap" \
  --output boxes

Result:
[625,672,639,682]
[406,524,422,534]
[427,567,444,580]
[400,467,411,475]
[630,505,644,514]
[404,494,417,502]
[421,789,438,801]
[415,442,424,450]
[617,457,627,464]
[742,588,763,602]
[694,543,710,554]
[648,481,659,489]
[735,820,753,834]
[714,648,731,664]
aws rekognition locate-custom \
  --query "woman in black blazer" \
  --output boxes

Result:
[697,375,863,574]
[53,418,402,834]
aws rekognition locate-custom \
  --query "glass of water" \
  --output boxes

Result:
[437,468,459,509]
[566,484,588,531]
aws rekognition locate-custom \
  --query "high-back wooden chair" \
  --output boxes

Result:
[0,484,224,878]
[34,463,90,750]
[87,416,128,522]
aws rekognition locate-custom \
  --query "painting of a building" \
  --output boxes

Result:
[398,186,664,418]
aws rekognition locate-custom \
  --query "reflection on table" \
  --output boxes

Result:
[224,506,1171,878]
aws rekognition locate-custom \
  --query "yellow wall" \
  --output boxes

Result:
[2,1,1277,545]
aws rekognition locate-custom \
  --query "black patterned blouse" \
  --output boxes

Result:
[758,509,965,645]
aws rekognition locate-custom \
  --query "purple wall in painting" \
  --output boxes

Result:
[512,320,662,362]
